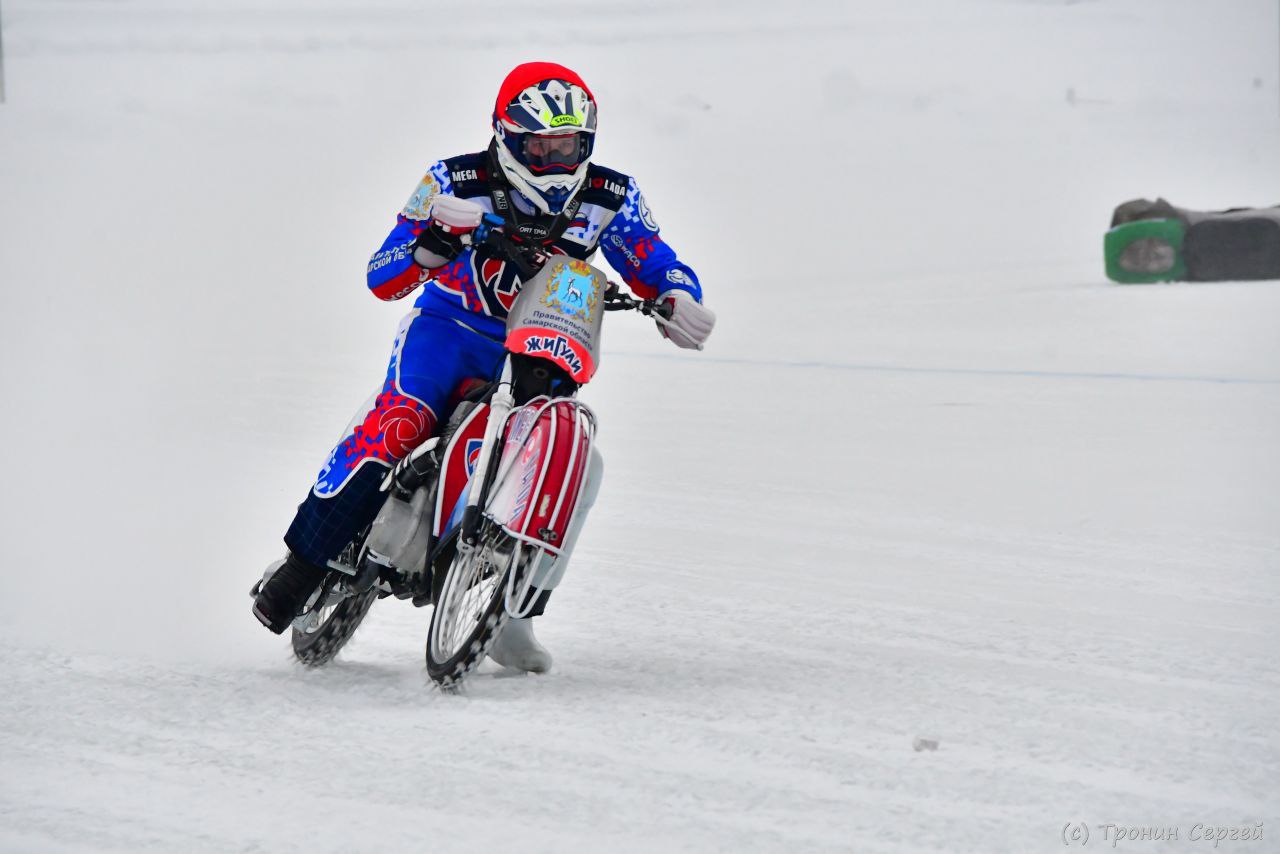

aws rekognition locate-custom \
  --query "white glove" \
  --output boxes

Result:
[657,290,716,350]
[413,195,487,268]
[429,195,485,232]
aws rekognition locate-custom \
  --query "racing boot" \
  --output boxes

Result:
[488,617,552,673]
[251,552,328,635]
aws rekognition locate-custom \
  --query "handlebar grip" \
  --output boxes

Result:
[472,213,506,244]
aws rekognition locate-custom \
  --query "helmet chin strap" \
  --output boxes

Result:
[508,186,539,215]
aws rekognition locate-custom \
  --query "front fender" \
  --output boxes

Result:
[485,398,595,553]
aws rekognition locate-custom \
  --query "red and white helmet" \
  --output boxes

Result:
[492,62,597,215]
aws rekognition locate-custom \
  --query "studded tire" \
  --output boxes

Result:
[291,584,379,667]
[290,533,375,667]
[425,533,526,689]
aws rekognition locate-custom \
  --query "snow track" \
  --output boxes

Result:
[2,0,1278,851]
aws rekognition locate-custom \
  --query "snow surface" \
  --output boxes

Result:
[2,1,1279,851]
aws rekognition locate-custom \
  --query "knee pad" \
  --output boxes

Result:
[315,379,438,498]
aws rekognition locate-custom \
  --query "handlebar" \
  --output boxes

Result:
[603,283,674,321]
[471,213,674,322]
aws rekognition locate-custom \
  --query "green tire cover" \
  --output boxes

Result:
[1104,218,1187,283]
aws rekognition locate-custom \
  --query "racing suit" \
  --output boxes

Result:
[283,151,703,570]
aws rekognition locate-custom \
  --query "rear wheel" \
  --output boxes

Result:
[425,527,525,688]
[291,535,378,667]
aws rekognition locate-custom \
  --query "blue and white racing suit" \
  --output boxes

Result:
[284,151,703,568]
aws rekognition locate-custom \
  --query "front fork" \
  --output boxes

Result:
[460,357,515,550]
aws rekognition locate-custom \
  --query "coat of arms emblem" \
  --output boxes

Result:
[542,258,600,322]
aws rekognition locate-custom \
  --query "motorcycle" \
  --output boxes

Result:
[251,214,673,688]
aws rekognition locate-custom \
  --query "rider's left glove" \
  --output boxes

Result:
[657,290,716,351]
[413,196,485,269]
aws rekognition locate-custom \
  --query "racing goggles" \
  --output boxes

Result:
[521,133,586,173]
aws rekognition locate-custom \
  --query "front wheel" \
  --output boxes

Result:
[425,529,525,688]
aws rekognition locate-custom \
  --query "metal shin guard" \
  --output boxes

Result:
[521,446,604,612]
[535,445,603,591]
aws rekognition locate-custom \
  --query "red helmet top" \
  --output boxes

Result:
[494,61,594,125]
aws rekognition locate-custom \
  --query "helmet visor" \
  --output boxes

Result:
[521,133,585,174]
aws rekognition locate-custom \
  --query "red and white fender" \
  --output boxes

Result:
[486,397,595,554]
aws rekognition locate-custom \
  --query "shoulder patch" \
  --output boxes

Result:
[633,182,658,231]
[579,164,631,210]
[401,160,452,221]
[611,176,659,233]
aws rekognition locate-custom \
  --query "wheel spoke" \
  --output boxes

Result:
[428,532,513,669]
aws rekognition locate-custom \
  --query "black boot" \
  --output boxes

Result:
[252,553,329,635]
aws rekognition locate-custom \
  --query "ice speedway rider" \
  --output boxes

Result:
[252,62,716,671]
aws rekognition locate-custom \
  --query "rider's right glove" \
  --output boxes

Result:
[413,196,486,269]
[657,289,716,351]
